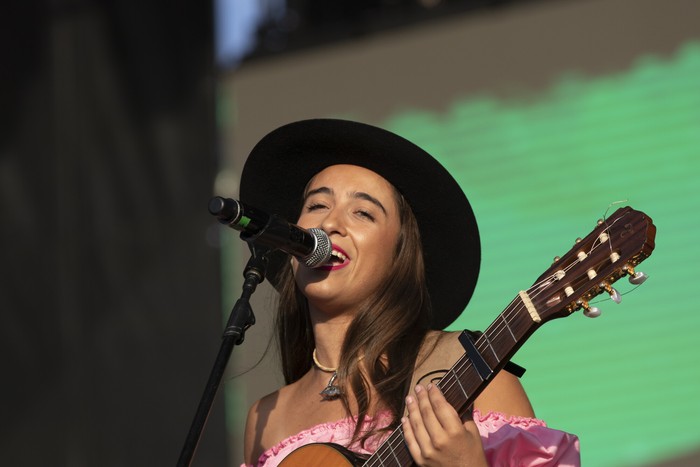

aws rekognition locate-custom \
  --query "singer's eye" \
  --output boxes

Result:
[356,210,375,221]
[305,203,327,212]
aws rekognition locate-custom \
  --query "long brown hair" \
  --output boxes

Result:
[275,186,432,445]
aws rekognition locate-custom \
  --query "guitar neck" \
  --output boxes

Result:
[439,294,540,415]
[363,207,656,466]
[366,294,539,466]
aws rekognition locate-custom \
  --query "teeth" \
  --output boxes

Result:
[331,250,347,262]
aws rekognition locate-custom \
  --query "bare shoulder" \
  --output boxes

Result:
[417,330,535,418]
[243,389,284,465]
[243,374,349,464]
[474,366,534,418]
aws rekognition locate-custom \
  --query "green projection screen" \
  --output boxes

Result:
[220,2,700,465]
[382,42,700,466]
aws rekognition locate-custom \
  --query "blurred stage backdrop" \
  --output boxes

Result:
[219,1,699,467]
[3,0,698,466]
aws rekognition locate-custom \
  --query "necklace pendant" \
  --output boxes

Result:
[320,385,342,400]
[320,372,341,400]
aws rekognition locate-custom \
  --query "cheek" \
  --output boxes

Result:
[382,245,398,269]
[295,213,314,229]
[291,263,311,293]
[371,229,401,268]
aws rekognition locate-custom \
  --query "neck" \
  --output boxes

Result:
[309,305,354,370]
[311,332,343,370]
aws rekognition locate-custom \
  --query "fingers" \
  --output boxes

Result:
[402,387,429,464]
[425,383,464,433]
[403,385,433,460]
[402,384,466,465]
[413,384,463,435]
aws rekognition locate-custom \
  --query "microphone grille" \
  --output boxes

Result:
[305,228,332,268]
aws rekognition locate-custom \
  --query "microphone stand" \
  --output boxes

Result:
[177,243,270,466]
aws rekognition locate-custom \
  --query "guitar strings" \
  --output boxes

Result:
[436,212,628,410]
[364,295,562,464]
[366,259,590,465]
[364,212,630,465]
[365,292,536,466]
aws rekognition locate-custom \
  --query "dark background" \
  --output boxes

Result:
[2,0,223,465]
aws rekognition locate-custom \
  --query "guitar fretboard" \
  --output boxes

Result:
[364,296,540,467]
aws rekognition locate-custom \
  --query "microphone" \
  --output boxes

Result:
[208,197,332,268]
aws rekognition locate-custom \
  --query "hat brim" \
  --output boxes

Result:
[239,119,480,330]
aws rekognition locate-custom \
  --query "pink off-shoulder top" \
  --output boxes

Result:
[243,409,580,466]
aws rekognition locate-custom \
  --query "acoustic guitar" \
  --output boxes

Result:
[280,206,656,466]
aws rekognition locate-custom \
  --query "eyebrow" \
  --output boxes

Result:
[305,186,388,215]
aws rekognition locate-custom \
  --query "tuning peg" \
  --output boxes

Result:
[603,283,622,304]
[580,300,601,318]
[629,271,648,285]
[624,265,649,285]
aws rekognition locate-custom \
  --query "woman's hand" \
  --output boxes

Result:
[402,384,488,467]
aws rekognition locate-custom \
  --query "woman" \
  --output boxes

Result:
[239,119,580,466]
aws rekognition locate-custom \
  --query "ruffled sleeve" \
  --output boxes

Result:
[244,413,393,467]
[242,410,579,467]
[474,409,580,467]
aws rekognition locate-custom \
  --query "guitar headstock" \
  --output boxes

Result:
[532,207,656,323]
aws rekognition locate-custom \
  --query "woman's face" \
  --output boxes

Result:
[293,164,402,317]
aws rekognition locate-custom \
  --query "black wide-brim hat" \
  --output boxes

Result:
[239,119,480,330]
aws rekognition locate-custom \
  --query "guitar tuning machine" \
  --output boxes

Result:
[602,283,622,304]
[579,300,601,318]
[624,265,649,285]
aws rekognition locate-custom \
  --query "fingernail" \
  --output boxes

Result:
[427,383,433,390]
[406,396,414,404]
[414,385,423,393]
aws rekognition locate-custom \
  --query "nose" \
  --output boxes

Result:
[320,207,346,237]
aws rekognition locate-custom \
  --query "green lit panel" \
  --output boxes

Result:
[384,42,700,467]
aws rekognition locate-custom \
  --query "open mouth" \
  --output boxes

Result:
[320,245,350,270]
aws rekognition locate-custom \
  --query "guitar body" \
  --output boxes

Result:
[279,443,364,466]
